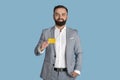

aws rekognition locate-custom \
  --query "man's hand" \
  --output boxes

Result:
[71,71,79,78]
[40,41,49,51]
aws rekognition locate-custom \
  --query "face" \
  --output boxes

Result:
[53,8,68,26]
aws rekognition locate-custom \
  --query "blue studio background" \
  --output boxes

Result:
[0,0,120,80]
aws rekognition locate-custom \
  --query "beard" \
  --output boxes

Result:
[54,18,67,26]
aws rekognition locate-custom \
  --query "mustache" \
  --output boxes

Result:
[57,18,64,21]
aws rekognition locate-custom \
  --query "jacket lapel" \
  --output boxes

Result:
[50,26,56,55]
[65,28,71,65]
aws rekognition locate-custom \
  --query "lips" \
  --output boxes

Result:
[58,20,64,22]
[57,18,64,22]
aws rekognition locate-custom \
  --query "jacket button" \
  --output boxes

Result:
[53,64,54,66]
[54,55,56,57]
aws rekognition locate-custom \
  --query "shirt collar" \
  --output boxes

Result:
[55,25,66,32]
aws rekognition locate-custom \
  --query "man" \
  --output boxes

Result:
[34,5,82,80]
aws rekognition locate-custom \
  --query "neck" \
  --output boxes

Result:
[56,25,65,31]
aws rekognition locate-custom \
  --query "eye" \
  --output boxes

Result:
[55,13,59,17]
[62,13,67,16]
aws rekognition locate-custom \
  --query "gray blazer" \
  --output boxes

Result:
[34,26,82,80]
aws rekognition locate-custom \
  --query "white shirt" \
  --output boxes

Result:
[54,26,66,68]
[38,26,80,75]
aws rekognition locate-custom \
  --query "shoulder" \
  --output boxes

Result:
[42,28,50,32]
[42,26,54,33]
[67,27,78,34]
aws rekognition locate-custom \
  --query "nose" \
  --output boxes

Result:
[59,14,62,18]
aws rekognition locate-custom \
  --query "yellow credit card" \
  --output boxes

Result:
[48,38,56,44]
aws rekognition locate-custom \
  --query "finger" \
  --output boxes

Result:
[41,41,48,49]
[71,72,77,77]
[72,74,75,77]
[71,72,75,77]
[43,41,48,45]
[45,41,49,47]
[43,41,49,48]
[46,41,49,45]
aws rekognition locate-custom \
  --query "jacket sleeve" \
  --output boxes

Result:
[34,30,45,56]
[74,30,82,71]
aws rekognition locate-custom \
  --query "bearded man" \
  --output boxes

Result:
[34,5,82,80]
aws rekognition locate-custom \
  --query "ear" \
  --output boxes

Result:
[66,15,68,19]
[53,13,55,18]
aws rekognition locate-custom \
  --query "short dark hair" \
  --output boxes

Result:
[53,5,68,13]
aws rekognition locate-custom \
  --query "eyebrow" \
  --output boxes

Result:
[55,12,67,14]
